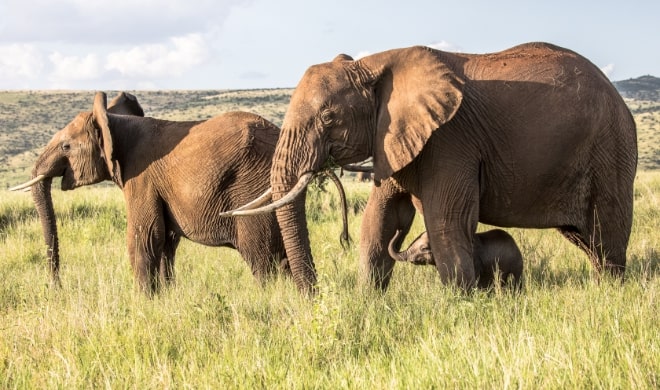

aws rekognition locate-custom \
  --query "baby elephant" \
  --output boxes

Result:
[388,229,523,289]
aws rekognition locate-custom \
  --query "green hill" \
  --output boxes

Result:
[613,75,660,101]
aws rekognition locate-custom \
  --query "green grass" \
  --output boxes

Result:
[0,173,658,388]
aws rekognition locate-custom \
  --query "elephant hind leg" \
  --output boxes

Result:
[159,231,180,287]
[558,220,628,278]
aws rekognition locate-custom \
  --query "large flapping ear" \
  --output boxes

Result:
[108,92,145,116]
[359,46,464,182]
[92,92,116,176]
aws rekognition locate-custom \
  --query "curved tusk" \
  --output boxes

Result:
[219,172,314,217]
[9,175,46,192]
[232,188,272,212]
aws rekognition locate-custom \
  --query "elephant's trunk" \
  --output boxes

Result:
[387,230,408,262]
[31,176,61,286]
[271,132,320,295]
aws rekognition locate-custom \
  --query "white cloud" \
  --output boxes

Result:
[48,52,102,82]
[354,51,372,60]
[105,34,209,78]
[600,63,615,78]
[0,44,44,81]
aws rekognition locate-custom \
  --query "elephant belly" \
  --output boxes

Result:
[478,170,589,229]
[165,209,237,248]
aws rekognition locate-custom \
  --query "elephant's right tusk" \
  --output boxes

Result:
[9,175,46,191]
[219,172,314,217]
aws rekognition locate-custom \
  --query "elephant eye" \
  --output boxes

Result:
[320,109,335,127]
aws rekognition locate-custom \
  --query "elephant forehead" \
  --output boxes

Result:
[301,63,354,94]
[65,112,93,133]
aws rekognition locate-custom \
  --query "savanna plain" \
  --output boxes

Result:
[0,90,658,388]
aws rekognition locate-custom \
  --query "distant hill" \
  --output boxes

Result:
[613,75,660,101]
[1,84,659,188]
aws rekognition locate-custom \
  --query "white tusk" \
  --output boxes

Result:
[9,175,46,191]
[219,172,314,217]
[231,188,272,212]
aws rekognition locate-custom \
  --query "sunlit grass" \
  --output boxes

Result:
[0,173,658,388]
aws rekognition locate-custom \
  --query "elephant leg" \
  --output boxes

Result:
[359,179,416,291]
[237,215,282,282]
[126,204,166,294]
[559,201,630,278]
[159,231,180,287]
[420,174,479,290]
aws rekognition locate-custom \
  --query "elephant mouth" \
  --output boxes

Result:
[61,169,76,190]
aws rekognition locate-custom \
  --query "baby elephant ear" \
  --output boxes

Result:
[92,92,116,176]
[361,46,464,181]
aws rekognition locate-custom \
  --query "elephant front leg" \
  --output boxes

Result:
[126,214,166,295]
[359,179,416,291]
[422,195,478,291]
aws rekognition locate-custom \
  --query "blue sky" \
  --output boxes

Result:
[0,0,658,90]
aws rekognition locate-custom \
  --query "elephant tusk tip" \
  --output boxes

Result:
[8,174,46,191]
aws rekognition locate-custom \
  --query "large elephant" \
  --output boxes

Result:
[10,92,349,294]
[222,42,637,293]
[388,229,523,289]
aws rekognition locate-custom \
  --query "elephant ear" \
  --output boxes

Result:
[108,92,145,116]
[92,92,116,177]
[359,46,464,182]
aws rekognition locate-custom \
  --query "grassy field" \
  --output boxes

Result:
[0,172,658,388]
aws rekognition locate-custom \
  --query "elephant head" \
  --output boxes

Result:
[10,92,144,285]
[388,230,433,265]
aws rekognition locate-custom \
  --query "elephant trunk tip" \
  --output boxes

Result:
[388,230,406,262]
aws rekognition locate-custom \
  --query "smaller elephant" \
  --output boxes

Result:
[389,229,523,289]
[10,91,351,294]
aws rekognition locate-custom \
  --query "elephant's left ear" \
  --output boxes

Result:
[92,92,116,177]
[361,46,464,181]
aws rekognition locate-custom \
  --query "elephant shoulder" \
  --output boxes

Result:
[220,111,279,156]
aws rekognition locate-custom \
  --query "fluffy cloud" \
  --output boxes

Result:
[49,52,102,82]
[105,34,209,78]
[600,63,615,79]
[0,44,44,85]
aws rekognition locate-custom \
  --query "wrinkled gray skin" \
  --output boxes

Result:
[389,229,523,289]
[253,42,636,293]
[23,92,296,293]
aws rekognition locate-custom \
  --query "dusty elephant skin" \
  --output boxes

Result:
[389,229,523,289]
[13,92,293,294]
[229,42,637,294]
